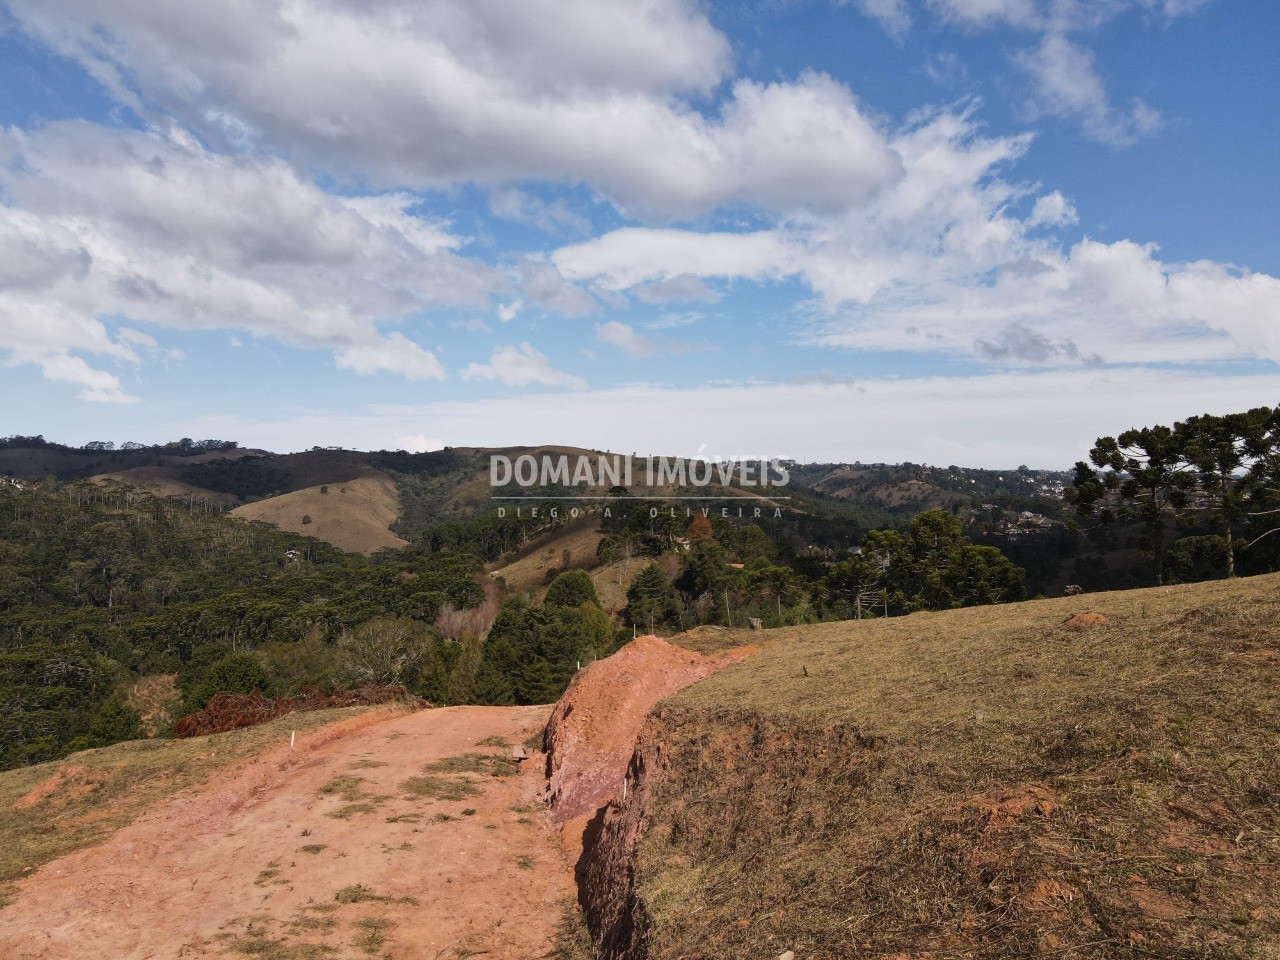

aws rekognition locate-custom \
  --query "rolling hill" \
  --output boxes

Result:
[229,472,409,555]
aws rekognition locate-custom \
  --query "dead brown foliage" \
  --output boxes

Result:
[173,685,425,738]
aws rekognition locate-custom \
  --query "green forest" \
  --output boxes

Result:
[2,404,1278,771]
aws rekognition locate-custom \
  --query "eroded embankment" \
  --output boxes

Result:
[544,634,753,824]
[563,580,1280,959]
[574,707,886,960]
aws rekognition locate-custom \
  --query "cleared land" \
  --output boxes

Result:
[0,705,573,960]
[230,473,409,554]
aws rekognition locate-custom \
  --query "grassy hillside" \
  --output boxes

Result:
[587,573,1280,958]
[230,473,409,554]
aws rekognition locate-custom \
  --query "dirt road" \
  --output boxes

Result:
[0,705,573,960]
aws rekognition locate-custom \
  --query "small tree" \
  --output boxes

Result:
[544,570,600,608]
[686,514,714,541]
[625,563,680,632]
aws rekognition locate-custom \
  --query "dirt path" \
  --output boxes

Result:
[0,705,573,960]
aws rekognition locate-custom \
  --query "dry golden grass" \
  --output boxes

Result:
[620,574,1280,959]
[230,473,407,554]
[0,707,368,906]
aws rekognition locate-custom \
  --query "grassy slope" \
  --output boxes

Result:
[627,574,1280,959]
[0,707,372,907]
[229,473,408,554]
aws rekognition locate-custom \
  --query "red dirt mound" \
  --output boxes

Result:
[1063,612,1109,628]
[544,634,754,823]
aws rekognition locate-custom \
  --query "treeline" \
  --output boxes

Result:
[1066,406,1280,584]
[621,509,1027,632]
[0,435,238,454]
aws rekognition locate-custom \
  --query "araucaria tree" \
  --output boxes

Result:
[1067,406,1280,582]
[1065,426,1194,585]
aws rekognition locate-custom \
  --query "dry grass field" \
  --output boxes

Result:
[602,573,1280,959]
[230,472,408,554]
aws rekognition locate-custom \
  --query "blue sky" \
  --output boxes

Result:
[0,0,1276,466]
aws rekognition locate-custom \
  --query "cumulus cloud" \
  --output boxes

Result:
[553,107,1280,370]
[1028,190,1078,227]
[460,342,587,389]
[1016,34,1162,146]
[0,121,493,394]
[335,333,446,380]
[5,1,904,220]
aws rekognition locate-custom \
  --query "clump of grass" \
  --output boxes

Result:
[399,775,481,801]
[299,844,327,855]
[317,776,365,802]
[552,902,597,960]
[352,917,394,955]
[333,885,418,906]
[326,802,376,820]
[461,808,477,816]
[515,855,535,870]
[291,915,337,932]
[347,759,387,770]
[255,869,283,886]
[424,753,518,778]
[432,812,455,823]
[477,735,510,748]
[385,812,421,823]
[221,917,337,959]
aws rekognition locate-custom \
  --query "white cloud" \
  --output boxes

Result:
[489,186,591,235]
[595,321,658,358]
[179,367,1280,468]
[517,258,600,316]
[4,2,907,220]
[5,349,138,404]
[629,274,721,304]
[555,229,804,291]
[395,433,445,453]
[1028,190,1077,227]
[496,300,523,323]
[0,121,502,395]
[460,342,587,389]
[928,0,1040,29]
[1016,34,1161,146]
[928,0,1205,32]
[844,0,912,35]
[335,333,446,380]
[552,106,1280,371]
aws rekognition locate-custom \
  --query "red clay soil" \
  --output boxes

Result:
[0,705,573,960]
[1063,611,1109,627]
[544,635,754,825]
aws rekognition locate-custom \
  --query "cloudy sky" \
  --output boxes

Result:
[0,0,1276,466]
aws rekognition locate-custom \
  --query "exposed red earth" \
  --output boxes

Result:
[543,634,756,825]
[0,705,572,960]
[0,636,754,960]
